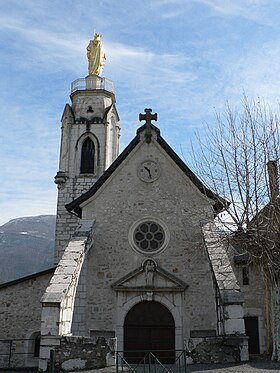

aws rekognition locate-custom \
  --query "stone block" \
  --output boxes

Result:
[221,290,244,304]
[74,314,82,322]
[44,283,67,295]
[59,259,79,267]
[61,358,86,371]
[240,343,249,361]
[225,304,244,319]
[50,274,73,285]
[40,336,61,346]
[224,318,245,334]
[39,346,52,359]
[38,358,48,372]
[55,265,77,275]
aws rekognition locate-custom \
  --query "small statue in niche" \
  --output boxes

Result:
[144,259,156,287]
[87,33,106,76]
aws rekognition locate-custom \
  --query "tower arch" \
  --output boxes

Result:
[80,137,95,174]
[75,133,100,177]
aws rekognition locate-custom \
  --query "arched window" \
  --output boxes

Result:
[242,266,249,285]
[26,331,40,362]
[34,334,40,357]
[80,138,95,174]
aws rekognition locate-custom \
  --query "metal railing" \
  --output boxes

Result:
[0,338,38,369]
[71,76,115,94]
[116,350,188,373]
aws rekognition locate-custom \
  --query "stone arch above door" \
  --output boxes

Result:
[115,293,184,354]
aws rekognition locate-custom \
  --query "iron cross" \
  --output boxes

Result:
[139,108,157,143]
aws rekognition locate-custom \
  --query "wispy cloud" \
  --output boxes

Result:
[0,14,87,74]
[1,0,280,225]
[194,0,278,25]
[196,0,253,16]
[221,41,280,107]
[151,0,273,25]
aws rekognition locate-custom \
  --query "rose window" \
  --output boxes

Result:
[133,221,165,252]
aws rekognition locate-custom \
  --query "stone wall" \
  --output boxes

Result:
[79,137,218,347]
[0,271,54,340]
[227,246,268,354]
[54,336,113,372]
[39,220,94,371]
[233,263,268,354]
[54,81,120,264]
[190,336,242,364]
[0,270,54,368]
[54,175,98,264]
[202,222,246,334]
[52,336,245,371]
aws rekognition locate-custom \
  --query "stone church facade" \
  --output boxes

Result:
[0,56,273,370]
[38,69,250,370]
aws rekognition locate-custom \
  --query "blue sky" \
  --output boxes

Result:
[1,0,280,225]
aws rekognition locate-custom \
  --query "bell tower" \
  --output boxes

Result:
[54,34,120,263]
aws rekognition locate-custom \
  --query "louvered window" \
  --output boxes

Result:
[80,138,94,173]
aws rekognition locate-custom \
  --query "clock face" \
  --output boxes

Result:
[138,161,160,182]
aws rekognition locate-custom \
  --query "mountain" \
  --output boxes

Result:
[0,215,56,284]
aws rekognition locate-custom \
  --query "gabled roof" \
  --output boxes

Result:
[0,267,56,289]
[66,123,228,216]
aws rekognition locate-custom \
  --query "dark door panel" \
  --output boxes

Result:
[244,316,260,354]
[124,301,175,363]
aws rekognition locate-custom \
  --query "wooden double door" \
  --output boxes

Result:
[124,301,175,363]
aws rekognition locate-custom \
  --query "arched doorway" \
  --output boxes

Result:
[124,301,175,363]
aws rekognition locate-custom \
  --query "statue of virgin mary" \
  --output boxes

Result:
[87,33,106,76]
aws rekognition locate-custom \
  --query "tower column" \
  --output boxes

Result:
[53,35,120,263]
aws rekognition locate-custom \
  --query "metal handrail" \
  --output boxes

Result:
[71,76,115,94]
[116,350,188,373]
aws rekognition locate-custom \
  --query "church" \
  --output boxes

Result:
[0,35,271,371]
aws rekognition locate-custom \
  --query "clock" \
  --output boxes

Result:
[138,160,160,182]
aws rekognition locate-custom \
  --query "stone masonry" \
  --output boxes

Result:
[202,221,249,361]
[0,40,275,372]
[54,75,120,264]
[39,219,94,371]
[0,270,54,368]
[78,134,218,345]
[54,336,112,372]
[0,272,53,340]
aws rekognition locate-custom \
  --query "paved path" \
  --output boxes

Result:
[3,361,280,373]
[67,361,280,373]
[187,361,280,372]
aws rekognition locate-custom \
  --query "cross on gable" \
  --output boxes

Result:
[139,108,157,143]
[139,108,157,124]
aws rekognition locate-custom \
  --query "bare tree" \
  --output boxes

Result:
[191,96,280,279]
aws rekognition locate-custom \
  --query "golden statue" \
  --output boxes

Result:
[87,33,106,76]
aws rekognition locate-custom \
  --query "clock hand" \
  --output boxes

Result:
[144,166,152,178]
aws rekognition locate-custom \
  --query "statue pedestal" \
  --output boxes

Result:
[86,75,102,90]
